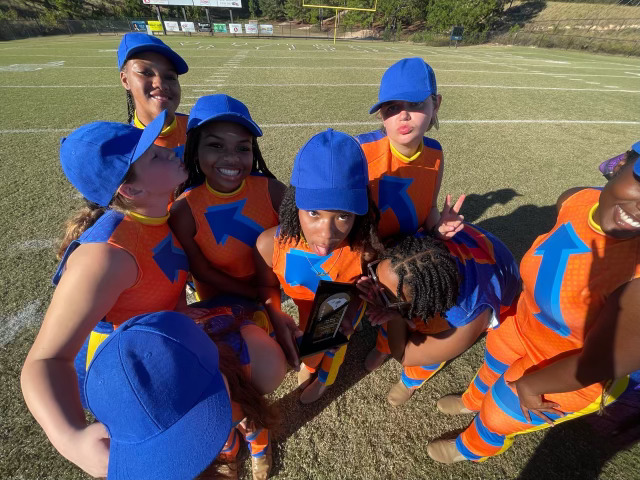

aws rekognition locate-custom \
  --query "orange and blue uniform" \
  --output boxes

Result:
[272,230,366,385]
[133,111,188,159]
[53,209,189,406]
[192,296,272,462]
[179,174,279,294]
[375,223,520,389]
[356,131,442,239]
[456,188,639,461]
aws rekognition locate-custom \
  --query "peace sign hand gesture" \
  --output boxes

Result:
[435,194,466,240]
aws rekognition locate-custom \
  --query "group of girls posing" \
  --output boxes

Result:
[20,32,640,479]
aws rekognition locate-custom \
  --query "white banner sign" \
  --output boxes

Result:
[259,24,273,35]
[180,21,196,32]
[244,23,258,34]
[164,21,181,32]
[228,23,242,34]
[143,0,193,5]
[193,0,242,7]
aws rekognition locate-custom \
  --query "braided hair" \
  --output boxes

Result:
[176,125,276,196]
[277,185,383,254]
[380,234,460,321]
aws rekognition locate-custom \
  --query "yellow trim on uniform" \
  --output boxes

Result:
[485,375,631,460]
[206,179,246,198]
[85,331,111,370]
[133,110,177,137]
[390,141,423,164]
[128,211,170,225]
[588,203,605,235]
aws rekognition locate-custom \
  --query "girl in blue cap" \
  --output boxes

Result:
[118,32,189,157]
[21,113,285,478]
[358,57,467,372]
[170,94,285,302]
[254,128,383,403]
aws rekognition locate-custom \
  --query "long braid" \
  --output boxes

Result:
[382,235,460,321]
[277,185,383,255]
[125,90,135,124]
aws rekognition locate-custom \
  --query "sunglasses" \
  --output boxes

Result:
[366,260,412,315]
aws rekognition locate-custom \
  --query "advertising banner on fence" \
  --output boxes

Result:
[143,0,194,5]
[181,22,196,32]
[244,23,258,34]
[164,21,181,32]
[228,23,242,34]
[131,21,147,31]
[199,23,212,32]
[213,23,227,33]
[259,24,273,35]
[193,0,242,7]
[147,20,164,32]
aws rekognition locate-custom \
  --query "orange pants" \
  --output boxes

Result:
[455,315,628,461]
[219,400,270,461]
[375,323,446,389]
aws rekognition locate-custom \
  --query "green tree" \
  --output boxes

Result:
[249,0,261,18]
[54,0,83,19]
[260,0,285,19]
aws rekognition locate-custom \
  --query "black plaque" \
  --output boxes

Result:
[296,280,361,359]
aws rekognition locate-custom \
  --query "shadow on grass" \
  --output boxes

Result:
[270,322,378,476]
[517,387,640,480]
[460,188,557,261]
[497,1,548,32]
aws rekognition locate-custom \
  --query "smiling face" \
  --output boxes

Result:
[597,153,640,239]
[195,121,254,193]
[120,52,181,126]
[380,96,441,155]
[298,209,356,256]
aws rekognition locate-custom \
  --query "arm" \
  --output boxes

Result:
[21,243,137,477]
[387,308,490,367]
[169,198,257,298]
[254,228,301,369]
[513,278,640,422]
[424,152,444,231]
[267,177,287,215]
[424,153,465,240]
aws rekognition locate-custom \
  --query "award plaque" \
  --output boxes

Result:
[296,280,361,359]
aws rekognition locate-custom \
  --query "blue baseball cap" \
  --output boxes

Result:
[85,311,232,480]
[117,32,188,75]
[60,110,167,207]
[633,141,640,176]
[291,129,369,215]
[187,94,262,137]
[369,57,437,114]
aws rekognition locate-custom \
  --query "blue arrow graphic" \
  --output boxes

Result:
[173,145,185,161]
[204,199,264,247]
[532,223,589,337]
[285,249,331,292]
[152,233,189,283]
[378,175,419,233]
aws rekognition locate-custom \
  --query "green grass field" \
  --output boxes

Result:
[1,34,640,479]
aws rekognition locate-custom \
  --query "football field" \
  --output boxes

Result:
[1,34,640,479]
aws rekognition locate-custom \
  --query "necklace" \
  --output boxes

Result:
[302,240,344,277]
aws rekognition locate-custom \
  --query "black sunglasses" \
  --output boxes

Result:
[366,260,412,315]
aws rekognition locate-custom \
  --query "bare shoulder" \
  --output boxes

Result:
[556,187,588,213]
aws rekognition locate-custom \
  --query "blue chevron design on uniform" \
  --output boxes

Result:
[378,175,419,233]
[152,233,189,283]
[284,249,331,292]
[204,198,264,247]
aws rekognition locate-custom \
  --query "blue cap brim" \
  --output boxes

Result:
[369,90,431,114]
[187,112,263,137]
[122,45,188,75]
[107,375,232,480]
[633,141,640,177]
[295,187,368,215]
[132,110,168,162]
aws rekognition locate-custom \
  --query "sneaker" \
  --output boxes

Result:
[299,378,328,404]
[364,348,389,372]
[436,394,473,415]
[297,365,314,390]
[251,444,272,480]
[427,439,466,464]
[387,380,415,406]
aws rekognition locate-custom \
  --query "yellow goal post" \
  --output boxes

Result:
[302,0,378,44]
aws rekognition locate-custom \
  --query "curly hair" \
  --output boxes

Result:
[380,234,460,321]
[277,185,383,255]
[176,126,276,196]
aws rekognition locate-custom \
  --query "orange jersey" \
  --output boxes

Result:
[356,131,443,238]
[180,174,279,280]
[133,112,187,159]
[272,231,364,328]
[54,210,189,328]
[517,188,640,366]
